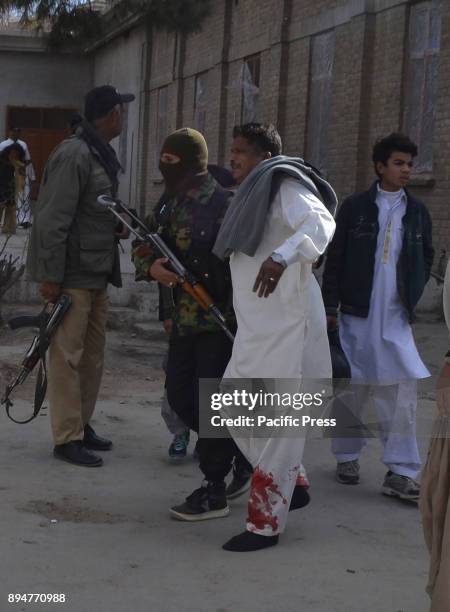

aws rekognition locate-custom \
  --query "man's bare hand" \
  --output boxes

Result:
[149,258,179,288]
[40,282,62,303]
[253,257,285,298]
[327,315,338,331]
[163,319,173,335]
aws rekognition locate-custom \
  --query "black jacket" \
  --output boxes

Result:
[322,181,434,321]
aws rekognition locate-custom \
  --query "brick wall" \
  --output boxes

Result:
[413,5,450,257]
[327,15,367,198]
[130,0,450,260]
[360,5,407,190]
[281,37,310,156]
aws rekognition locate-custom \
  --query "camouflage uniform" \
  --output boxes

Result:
[132,173,235,336]
[133,172,243,485]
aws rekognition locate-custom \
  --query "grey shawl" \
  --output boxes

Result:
[213,156,338,260]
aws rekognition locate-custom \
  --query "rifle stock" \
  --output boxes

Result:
[8,314,41,331]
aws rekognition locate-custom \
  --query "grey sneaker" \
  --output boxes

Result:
[336,460,360,485]
[381,471,420,502]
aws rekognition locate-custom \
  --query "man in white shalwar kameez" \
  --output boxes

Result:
[322,133,434,501]
[213,123,336,551]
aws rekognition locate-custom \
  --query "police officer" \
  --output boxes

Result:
[27,85,134,467]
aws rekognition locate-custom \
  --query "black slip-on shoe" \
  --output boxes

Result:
[53,441,103,467]
[83,424,112,451]
[289,485,311,511]
[222,531,279,552]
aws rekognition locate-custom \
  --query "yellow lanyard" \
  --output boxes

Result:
[382,220,393,264]
[381,195,403,264]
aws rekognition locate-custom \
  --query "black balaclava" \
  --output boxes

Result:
[159,128,208,195]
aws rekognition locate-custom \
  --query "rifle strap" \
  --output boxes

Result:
[5,383,45,424]
[33,309,49,418]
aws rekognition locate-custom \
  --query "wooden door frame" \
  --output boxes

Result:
[5,105,77,134]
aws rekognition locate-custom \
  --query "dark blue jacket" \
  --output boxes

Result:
[322,181,434,321]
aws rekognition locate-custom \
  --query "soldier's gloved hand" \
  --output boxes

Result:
[150,258,179,288]
[40,282,62,303]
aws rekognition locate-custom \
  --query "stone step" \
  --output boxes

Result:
[107,305,161,331]
[2,272,159,308]
[131,321,166,341]
[0,231,160,310]
[1,302,164,340]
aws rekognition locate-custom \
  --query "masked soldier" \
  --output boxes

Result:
[133,128,251,520]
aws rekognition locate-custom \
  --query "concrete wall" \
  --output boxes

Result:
[92,23,147,207]
[0,23,146,208]
[0,30,92,137]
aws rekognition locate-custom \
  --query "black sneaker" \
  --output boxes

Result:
[226,465,253,499]
[170,481,230,521]
[53,441,103,467]
[83,424,112,451]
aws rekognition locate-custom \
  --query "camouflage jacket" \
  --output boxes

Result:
[132,173,236,336]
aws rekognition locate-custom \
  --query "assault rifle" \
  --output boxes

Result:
[2,294,72,423]
[97,195,234,342]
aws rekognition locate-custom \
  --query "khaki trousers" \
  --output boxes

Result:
[48,288,109,445]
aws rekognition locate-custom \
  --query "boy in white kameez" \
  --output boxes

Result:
[213,123,336,551]
[322,133,434,501]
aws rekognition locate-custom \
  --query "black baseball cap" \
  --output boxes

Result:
[84,85,135,121]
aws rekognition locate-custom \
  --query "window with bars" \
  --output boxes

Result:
[240,54,260,124]
[403,0,442,173]
[194,73,207,134]
[305,31,335,176]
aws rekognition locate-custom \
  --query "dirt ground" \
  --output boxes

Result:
[0,308,447,612]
